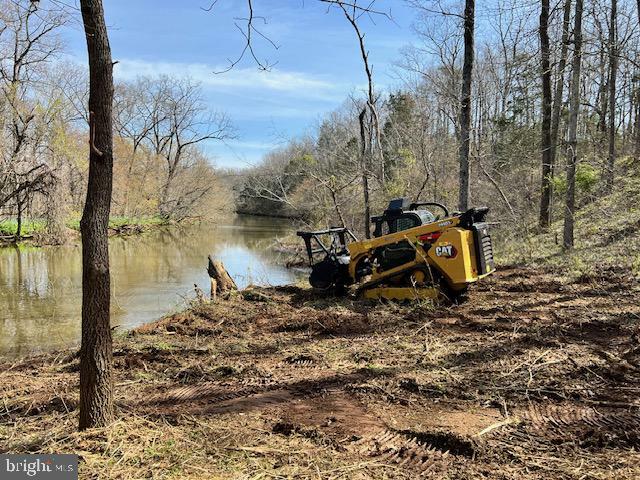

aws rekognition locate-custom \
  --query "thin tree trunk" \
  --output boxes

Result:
[458,0,475,211]
[329,188,347,228]
[637,0,640,165]
[605,0,617,192]
[596,51,609,137]
[625,71,633,148]
[635,74,640,164]
[122,144,139,216]
[15,197,23,241]
[359,108,371,238]
[563,0,584,250]
[337,3,379,238]
[362,172,370,237]
[539,0,553,228]
[550,0,572,176]
[79,0,115,430]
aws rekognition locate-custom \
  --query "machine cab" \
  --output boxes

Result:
[371,198,449,238]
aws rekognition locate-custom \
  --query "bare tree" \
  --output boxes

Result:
[604,0,617,192]
[635,1,640,164]
[563,0,584,249]
[0,0,64,234]
[332,0,386,238]
[458,0,474,211]
[144,77,231,219]
[113,78,166,215]
[550,0,572,200]
[78,0,115,430]
[539,0,553,228]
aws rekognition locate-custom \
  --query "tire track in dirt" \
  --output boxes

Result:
[484,404,640,450]
[351,429,475,474]
[522,404,640,446]
[283,353,321,368]
[137,382,300,416]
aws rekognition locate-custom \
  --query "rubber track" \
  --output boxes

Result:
[284,356,317,367]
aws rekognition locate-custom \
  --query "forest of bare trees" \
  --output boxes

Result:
[0,0,229,243]
[238,0,640,250]
[4,0,637,247]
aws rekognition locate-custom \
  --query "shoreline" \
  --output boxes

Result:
[0,216,174,248]
[234,209,303,220]
[0,212,291,248]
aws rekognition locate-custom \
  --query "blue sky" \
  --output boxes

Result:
[61,1,419,169]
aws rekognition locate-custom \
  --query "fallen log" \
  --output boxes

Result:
[207,255,237,300]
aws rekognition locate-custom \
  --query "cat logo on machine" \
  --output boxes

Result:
[435,244,457,258]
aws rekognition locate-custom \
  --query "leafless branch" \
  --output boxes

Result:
[210,0,280,73]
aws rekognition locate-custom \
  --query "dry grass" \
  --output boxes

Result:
[1,267,640,479]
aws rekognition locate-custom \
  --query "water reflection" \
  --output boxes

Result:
[0,216,301,357]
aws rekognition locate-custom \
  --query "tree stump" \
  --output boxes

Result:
[207,255,237,300]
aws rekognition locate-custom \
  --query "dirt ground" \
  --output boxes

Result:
[1,266,640,479]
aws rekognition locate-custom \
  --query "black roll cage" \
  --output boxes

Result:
[297,227,358,265]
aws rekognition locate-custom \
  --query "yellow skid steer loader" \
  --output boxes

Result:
[297,198,495,302]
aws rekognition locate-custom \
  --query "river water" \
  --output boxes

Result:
[0,216,303,358]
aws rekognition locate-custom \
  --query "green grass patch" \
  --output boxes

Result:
[0,219,46,237]
[66,217,80,230]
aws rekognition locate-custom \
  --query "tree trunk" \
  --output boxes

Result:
[539,0,553,229]
[122,144,139,217]
[329,187,347,228]
[79,0,115,430]
[359,108,371,238]
[636,1,640,165]
[458,0,475,212]
[362,172,371,237]
[604,0,617,192]
[15,196,23,241]
[563,0,584,250]
[159,172,174,219]
[596,51,609,137]
[207,256,238,295]
[550,0,572,177]
[635,74,640,164]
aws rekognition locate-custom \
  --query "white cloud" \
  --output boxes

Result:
[114,59,343,101]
